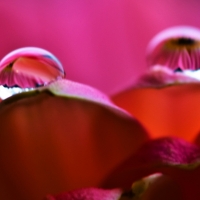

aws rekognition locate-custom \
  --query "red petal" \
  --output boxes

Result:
[0,81,149,200]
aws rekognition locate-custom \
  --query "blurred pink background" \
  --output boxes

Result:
[1,0,200,94]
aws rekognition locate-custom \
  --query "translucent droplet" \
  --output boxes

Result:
[0,47,65,100]
[146,26,200,70]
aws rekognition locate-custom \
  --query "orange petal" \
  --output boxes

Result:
[113,83,200,142]
[0,80,149,200]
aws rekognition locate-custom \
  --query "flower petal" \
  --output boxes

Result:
[103,137,200,199]
[44,188,122,200]
[0,80,149,200]
[113,82,200,141]
[135,65,200,87]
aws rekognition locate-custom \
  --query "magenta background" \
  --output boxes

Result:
[0,0,200,94]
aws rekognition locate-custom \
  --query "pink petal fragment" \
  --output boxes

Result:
[135,65,200,87]
[44,188,122,200]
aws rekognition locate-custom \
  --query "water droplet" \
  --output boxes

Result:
[0,47,65,100]
[146,26,200,71]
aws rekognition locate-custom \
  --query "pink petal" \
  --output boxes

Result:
[44,188,122,200]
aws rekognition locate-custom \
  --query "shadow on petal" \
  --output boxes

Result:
[133,174,183,200]
[102,137,200,200]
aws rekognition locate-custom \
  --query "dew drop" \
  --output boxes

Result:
[0,47,65,100]
[146,26,200,71]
